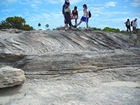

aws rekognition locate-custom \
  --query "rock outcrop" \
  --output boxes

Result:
[0,29,139,75]
[0,29,140,105]
[136,29,140,46]
[0,66,25,88]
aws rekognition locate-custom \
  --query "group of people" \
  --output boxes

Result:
[62,0,89,31]
[125,18,138,33]
[62,0,138,33]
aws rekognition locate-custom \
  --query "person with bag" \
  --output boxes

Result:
[132,18,138,34]
[125,19,131,32]
[74,4,89,29]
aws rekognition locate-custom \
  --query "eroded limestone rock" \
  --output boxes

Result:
[0,66,26,88]
[0,29,140,105]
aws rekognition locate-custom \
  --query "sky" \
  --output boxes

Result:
[0,0,140,30]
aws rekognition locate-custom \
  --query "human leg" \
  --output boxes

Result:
[75,16,86,27]
[133,27,136,33]
[86,22,88,29]
[126,25,128,32]
[85,18,89,29]
[75,18,77,25]
[63,14,66,24]
[76,20,82,27]
[64,13,70,30]
[134,27,136,33]
[73,16,78,25]
[67,14,73,28]
[128,26,131,32]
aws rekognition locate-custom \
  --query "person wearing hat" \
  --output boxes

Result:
[74,4,89,29]
[71,6,78,26]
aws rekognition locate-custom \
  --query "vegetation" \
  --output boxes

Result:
[88,27,120,33]
[45,24,49,30]
[0,16,33,31]
[55,26,124,33]
[103,27,120,33]
[0,16,125,33]
[38,23,41,30]
[89,27,102,31]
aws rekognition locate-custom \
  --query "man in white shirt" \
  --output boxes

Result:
[132,18,138,34]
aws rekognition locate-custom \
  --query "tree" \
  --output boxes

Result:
[0,16,33,31]
[6,16,25,29]
[0,21,11,29]
[38,23,41,30]
[45,24,49,30]
[21,24,33,31]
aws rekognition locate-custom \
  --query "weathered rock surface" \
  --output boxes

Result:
[0,29,140,105]
[0,66,25,88]
[136,29,140,46]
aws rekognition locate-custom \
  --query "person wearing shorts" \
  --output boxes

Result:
[75,4,89,29]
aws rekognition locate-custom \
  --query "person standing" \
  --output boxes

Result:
[132,18,138,34]
[74,4,89,29]
[71,6,78,26]
[64,2,71,30]
[62,0,69,24]
[62,0,74,30]
[125,19,131,32]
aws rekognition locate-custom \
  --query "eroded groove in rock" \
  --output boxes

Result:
[13,49,140,76]
[0,30,136,55]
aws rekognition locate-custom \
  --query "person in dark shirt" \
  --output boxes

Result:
[125,19,131,32]
[71,6,78,26]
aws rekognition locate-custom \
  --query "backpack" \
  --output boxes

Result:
[89,11,91,18]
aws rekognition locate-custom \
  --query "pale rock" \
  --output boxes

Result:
[0,66,26,88]
[0,29,140,105]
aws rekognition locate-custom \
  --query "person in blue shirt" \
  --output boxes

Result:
[62,0,73,29]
